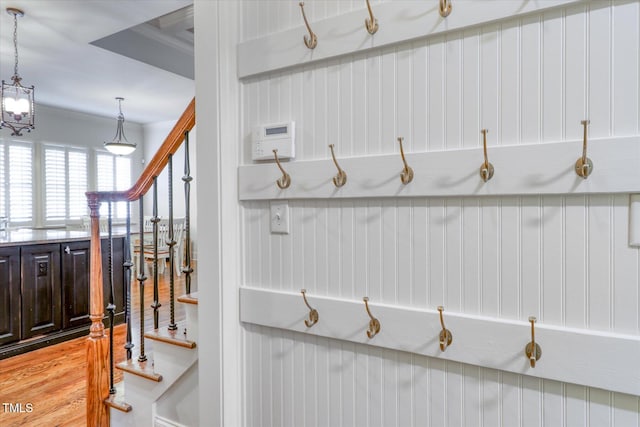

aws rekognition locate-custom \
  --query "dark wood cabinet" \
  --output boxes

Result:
[101,237,126,326]
[0,247,20,346]
[60,237,127,329]
[21,244,62,340]
[1,236,126,359]
[61,241,91,329]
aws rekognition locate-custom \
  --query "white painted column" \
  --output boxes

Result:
[194,1,241,426]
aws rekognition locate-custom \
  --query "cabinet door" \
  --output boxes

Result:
[21,244,61,339]
[61,241,91,329]
[102,237,126,326]
[0,247,20,345]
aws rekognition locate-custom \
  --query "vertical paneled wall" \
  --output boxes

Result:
[240,1,640,426]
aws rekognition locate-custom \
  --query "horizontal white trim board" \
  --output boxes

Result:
[240,286,640,396]
[237,0,583,78]
[238,136,640,200]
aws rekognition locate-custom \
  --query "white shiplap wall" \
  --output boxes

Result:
[240,1,640,426]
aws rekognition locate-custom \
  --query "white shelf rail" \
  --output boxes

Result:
[239,136,640,201]
[238,0,584,79]
[240,286,640,397]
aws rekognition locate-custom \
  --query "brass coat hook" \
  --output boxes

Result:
[363,297,380,338]
[479,129,494,182]
[301,289,318,327]
[299,2,317,49]
[364,0,379,34]
[439,0,452,17]
[524,316,542,367]
[273,149,291,189]
[575,120,593,179]
[437,306,453,351]
[397,137,414,184]
[329,144,347,187]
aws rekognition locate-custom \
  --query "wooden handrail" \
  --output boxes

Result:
[127,97,195,201]
[86,97,195,427]
[88,97,196,203]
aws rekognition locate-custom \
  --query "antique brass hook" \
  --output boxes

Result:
[575,120,593,179]
[439,0,452,17]
[328,144,347,187]
[299,2,317,49]
[479,129,494,182]
[301,289,318,327]
[437,306,453,351]
[272,149,291,189]
[363,297,380,338]
[364,0,378,34]
[397,137,414,184]
[524,316,542,368]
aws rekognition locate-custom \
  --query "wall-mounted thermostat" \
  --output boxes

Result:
[252,121,295,161]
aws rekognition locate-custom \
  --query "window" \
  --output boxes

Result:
[96,152,131,219]
[43,146,88,224]
[0,140,132,227]
[0,142,33,225]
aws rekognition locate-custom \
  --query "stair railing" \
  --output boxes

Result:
[86,97,195,426]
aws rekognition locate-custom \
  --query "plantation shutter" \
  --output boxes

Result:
[44,148,67,222]
[9,144,32,223]
[68,150,88,219]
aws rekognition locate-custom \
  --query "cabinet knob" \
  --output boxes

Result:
[64,246,70,254]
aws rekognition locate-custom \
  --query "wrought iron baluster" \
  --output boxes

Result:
[168,155,177,331]
[151,177,161,330]
[182,131,193,293]
[106,201,116,395]
[123,201,134,360]
[137,196,147,362]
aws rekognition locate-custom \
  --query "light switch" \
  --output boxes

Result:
[270,201,289,234]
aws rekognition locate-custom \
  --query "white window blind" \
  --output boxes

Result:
[44,148,66,222]
[44,146,88,224]
[96,153,114,192]
[115,156,131,218]
[68,151,88,219]
[97,152,131,219]
[97,153,114,217]
[8,144,32,223]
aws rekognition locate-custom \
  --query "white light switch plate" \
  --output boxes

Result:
[270,201,289,234]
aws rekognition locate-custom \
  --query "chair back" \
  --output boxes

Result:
[81,215,109,232]
[156,218,185,249]
[143,216,154,232]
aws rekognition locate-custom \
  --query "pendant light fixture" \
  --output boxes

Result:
[104,97,136,155]
[1,7,35,136]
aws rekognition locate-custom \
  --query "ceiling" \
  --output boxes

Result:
[0,0,194,124]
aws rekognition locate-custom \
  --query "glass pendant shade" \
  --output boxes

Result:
[3,87,30,116]
[0,8,35,136]
[104,97,136,155]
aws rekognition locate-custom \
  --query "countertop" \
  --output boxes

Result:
[0,227,130,247]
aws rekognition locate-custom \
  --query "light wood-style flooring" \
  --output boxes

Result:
[0,264,192,427]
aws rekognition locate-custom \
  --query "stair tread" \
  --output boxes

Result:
[177,292,198,305]
[144,325,197,349]
[116,358,163,382]
[104,382,132,413]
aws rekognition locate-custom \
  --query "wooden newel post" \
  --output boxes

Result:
[86,193,110,426]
